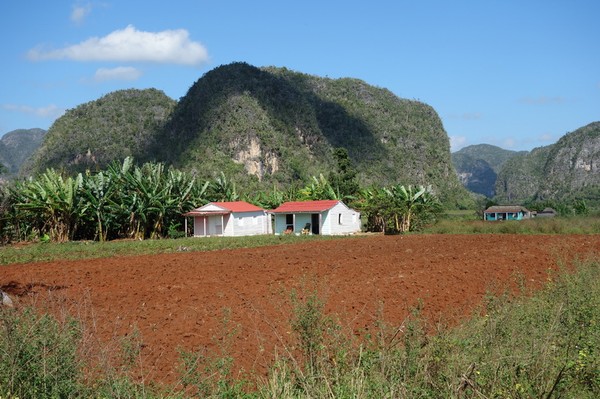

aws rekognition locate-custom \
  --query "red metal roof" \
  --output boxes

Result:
[212,201,264,212]
[271,200,341,213]
[184,201,264,216]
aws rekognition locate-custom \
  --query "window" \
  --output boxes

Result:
[338,213,343,225]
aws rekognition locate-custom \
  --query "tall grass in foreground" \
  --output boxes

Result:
[1,257,599,398]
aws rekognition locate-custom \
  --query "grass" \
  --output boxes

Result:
[2,256,599,398]
[423,214,600,235]
[3,215,599,266]
[0,234,353,266]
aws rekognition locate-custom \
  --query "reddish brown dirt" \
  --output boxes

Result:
[2,234,599,384]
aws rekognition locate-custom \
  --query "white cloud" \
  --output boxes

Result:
[2,104,65,119]
[93,66,142,82]
[27,25,209,66]
[450,135,467,151]
[71,3,92,25]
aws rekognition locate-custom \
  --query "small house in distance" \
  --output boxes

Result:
[484,205,531,221]
[184,201,270,237]
[270,200,361,235]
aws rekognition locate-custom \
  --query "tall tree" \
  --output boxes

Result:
[328,148,359,200]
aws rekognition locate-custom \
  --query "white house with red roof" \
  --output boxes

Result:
[270,200,361,235]
[183,201,270,237]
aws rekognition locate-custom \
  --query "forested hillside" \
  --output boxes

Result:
[0,128,46,175]
[24,89,176,174]
[152,62,465,203]
[495,121,600,206]
[537,121,600,203]
[452,144,525,198]
[26,62,468,206]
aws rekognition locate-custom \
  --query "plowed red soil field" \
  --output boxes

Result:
[2,234,599,384]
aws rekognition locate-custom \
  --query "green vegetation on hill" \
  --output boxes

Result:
[0,128,46,176]
[25,89,176,175]
[21,63,469,207]
[494,145,553,203]
[495,121,600,208]
[454,144,525,173]
[538,121,600,204]
[452,144,525,198]
[451,153,497,197]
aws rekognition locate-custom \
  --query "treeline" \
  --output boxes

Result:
[0,152,442,243]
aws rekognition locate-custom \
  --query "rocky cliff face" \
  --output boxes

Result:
[452,153,497,197]
[494,145,553,203]
[537,121,600,201]
[495,122,600,204]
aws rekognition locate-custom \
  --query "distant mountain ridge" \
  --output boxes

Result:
[451,144,525,197]
[496,121,600,204]
[452,122,600,206]
[0,128,46,175]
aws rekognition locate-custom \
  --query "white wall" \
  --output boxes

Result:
[321,202,361,235]
[194,212,269,237]
[229,211,268,236]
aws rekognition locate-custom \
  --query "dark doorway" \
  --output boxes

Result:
[311,213,320,235]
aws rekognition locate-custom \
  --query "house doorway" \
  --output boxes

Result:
[311,213,320,235]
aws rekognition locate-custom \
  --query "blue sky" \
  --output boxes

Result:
[1,1,598,152]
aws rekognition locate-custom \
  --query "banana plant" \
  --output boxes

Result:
[12,169,84,242]
[384,184,426,232]
[298,174,339,200]
[80,170,115,241]
[207,172,239,202]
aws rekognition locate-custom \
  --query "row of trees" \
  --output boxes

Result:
[0,154,442,243]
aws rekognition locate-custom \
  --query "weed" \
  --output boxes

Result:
[0,307,83,399]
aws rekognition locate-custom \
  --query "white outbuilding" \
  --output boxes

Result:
[184,201,271,237]
[270,200,361,235]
